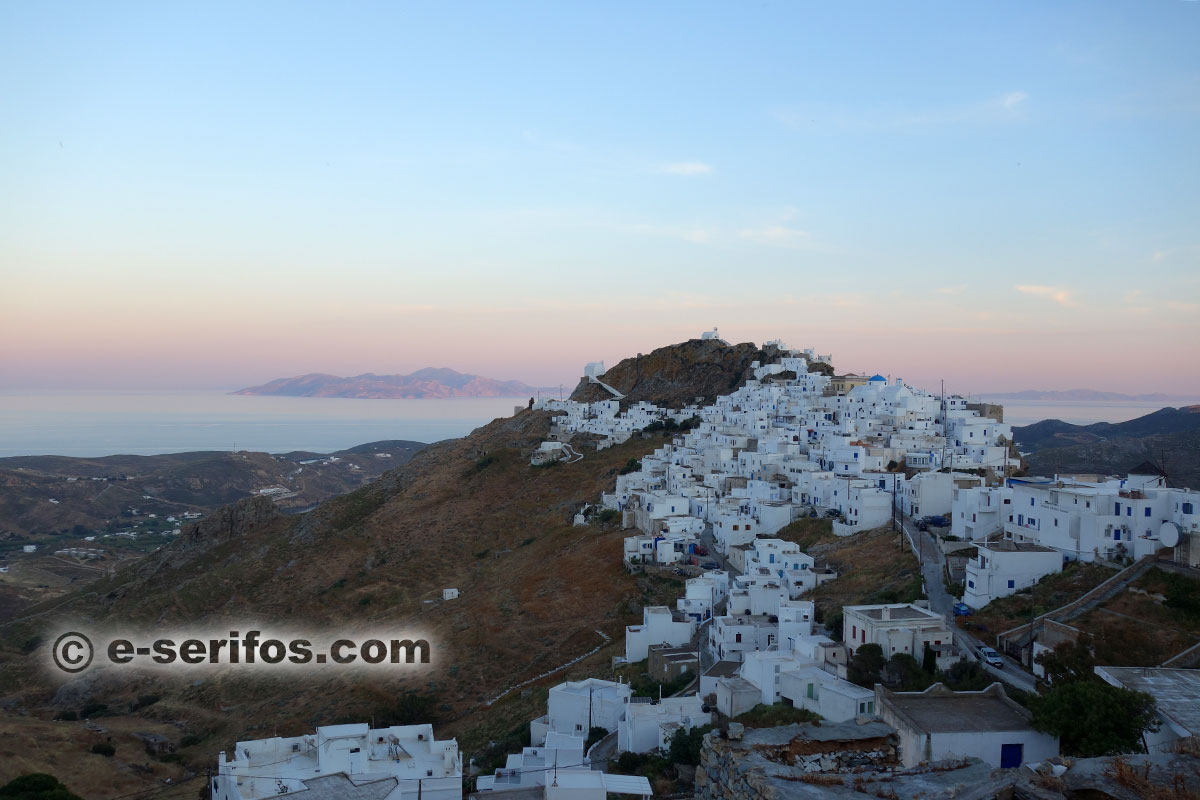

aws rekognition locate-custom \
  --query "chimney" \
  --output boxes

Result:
[882,606,891,620]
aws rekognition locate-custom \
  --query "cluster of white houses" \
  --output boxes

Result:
[213,338,1200,797]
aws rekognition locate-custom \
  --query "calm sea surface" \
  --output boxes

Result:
[0,391,1194,459]
[0,391,525,457]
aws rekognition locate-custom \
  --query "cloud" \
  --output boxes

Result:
[1001,91,1029,113]
[1015,285,1073,306]
[936,285,966,295]
[655,162,713,176]
[737,225,810,248]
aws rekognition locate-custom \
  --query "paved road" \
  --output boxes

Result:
[899,514,1040,696]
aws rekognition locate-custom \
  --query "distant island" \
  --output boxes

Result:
[233,367,556,399]
[981,389,1192,402]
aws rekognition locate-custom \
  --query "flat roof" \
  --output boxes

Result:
[979,540,1056,553]
[883,689,1032,734]
[703,660,742,679]
[1096,667,1200,736]
[851,605,940,621]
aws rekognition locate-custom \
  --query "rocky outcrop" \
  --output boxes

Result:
[570,339,805,408]
[177,495,283,547]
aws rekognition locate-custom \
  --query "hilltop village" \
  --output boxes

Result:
[212,335,1200,800]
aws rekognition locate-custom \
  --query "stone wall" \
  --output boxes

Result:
[695,722,900,800]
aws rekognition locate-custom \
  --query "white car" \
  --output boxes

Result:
[976,645,1004,669]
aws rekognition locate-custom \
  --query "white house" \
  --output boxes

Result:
[212,723,460,800]
[779,664,876,722]
[625,607,696,662]
[708,613,777,662]
[876,683,1058,769]
[843,604,955,663]
[1094,666,1200,753]
[962,540,1061,609]
[617,694,709,753]
[531,679,632,745]
[475,732,587,791]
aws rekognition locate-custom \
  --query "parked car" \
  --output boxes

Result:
[924,516,950,528]
[918,521,929,532]
[976,645,1004,668]
[953,602,973,617]
[700,561,720,570]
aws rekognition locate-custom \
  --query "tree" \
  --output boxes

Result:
[1034,637,1095,687]
[1029,681,1159,757]
[883,653,933,691]
[0,774,84,800]
[667,724,712,766]
[584,726,608,752]
[847,643,885,688]
[922,642,937,674]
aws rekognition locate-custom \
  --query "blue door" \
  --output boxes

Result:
[1000,743,1023,768]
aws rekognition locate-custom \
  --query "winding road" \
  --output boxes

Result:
[899,514,1040,696]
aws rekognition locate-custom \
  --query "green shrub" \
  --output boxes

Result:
[90,743,115,757]
[0,773,84,799]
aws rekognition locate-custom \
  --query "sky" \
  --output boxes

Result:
[2,1,1199,395]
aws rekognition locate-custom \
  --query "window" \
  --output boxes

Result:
[1145,507,1151,517]
[1008,580,1015,589]
[807,683,814,699]
[1185,503,1195,515]
[576,724,583,731]
[1115,502,1121,515]
[1030,498,1035,506]
[735,633,742,643]
[968,580,975,588]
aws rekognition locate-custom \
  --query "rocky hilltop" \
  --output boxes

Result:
[235,367,552,399]
[569,338,832,408]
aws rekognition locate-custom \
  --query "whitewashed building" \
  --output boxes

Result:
[212,723,460,800]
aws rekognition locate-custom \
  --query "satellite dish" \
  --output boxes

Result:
[1159,522,1181,549]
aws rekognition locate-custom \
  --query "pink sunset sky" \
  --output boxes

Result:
[3,3,1199,397]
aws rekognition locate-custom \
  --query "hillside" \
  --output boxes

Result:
[0,440,426,541]
[0,411,665,796]
[1012,405,1200,452]
[1012,406,1200,487]
[0,441,426,621]
[1022,429,1200,489]
[569,338,832,408]
[234,367,552,399]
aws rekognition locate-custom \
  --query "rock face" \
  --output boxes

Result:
[177,495,283,548]
[694,724,901,800]
[570,339,810,408]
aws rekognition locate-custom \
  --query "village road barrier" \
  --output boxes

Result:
[45,629,433,676]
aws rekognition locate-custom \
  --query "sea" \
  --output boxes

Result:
[0,391,526,458]
[0,391,1195,459]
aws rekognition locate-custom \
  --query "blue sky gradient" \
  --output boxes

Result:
[2,2,1198,393]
